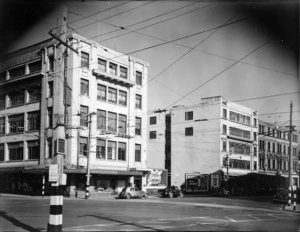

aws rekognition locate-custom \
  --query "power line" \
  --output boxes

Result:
[163,38,272,110]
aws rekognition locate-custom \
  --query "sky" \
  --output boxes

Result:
[0,0,299,131]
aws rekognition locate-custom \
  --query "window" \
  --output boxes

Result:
[109,62,117,75]
[27,111,40,131]
[283,145,286,154]
[118,142,126,161]
[150,116,157,125]
[96,139,105,159]
[48,81,53,97]
[48,55,54,72]
[9,66,25,79]
[185,111,193,120]
[272,143,275,153]
[254,161,257,170]
[98,58,106,71]
[9,114,24,134]
[118,114,127,134]
[223,109,227,118]
[229,111,250,125]
[185,127,193,136]
[80,137,88,157]
[97,84,106,101]
[222,140,227,152]
[118,90,127,106]
[97,110,106,130]
[0,117,5,135]
[229,142,250,155]
[108,112,117,132]
[107,141,116,160]
[135,117,141,135]
[80,79,89,96]
[47,139,53,158]
[28,87,41,103]
[81,52,89,68]
[253,132,257,141]
[272,129,275,137]
[0,71,6,82]
[0,144,4,161]
[28,61,41,73]
[48,108,53,128]
[8,142,23,161]
[9,91,24,107]
[253,146,257,156]
[253,118,257,127]
[135,144,141,162]
[135,94,142,109]
[108,87,117,103]
[80,105,89,127]
[150,131,157,139]
[268,142,271,152]
[136,71,142,85]
[229,127,250,139]
[27,141,39,160]
[120,66,128,79]
[0,95,5,109]
[222,125,227,134]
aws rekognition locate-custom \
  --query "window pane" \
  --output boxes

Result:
[108,112,117,132]
[9,91,24,107]
[8,142,23,161]
[185,127,193,136]
[80,137,88,156]
[150,131,156,139]
[98,58,106,71]
[136,94,142,109]
[135,144,141,162]
[97,110,106,130]
[27,111,40,131]
[27,140,39,160]
[120,66,128,79]
[0,117,5,135]
[185,111,193,120]
[149,116,156,125]
[9,114,24,134]
[81,52,89,68]
[118,114,127,134]
[28,87,41,103]
[97,84,106,101]
[109,63,117,75]
[118,90,127,106]
[135,117,141,135]
[118,142,126,161]
[108,88,117,103]
[107,141,116,160]
[0,144,4,161]
[80,79,89,96]
[136,71,142,85]
[80,106,88,127]
[96,139,106,159]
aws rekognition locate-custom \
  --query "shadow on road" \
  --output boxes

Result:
[79,214,164,231]
[0,211,41,232]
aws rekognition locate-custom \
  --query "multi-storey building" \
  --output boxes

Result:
[0,33,149,195]
[258,120,299,188]
[148,96,259,193]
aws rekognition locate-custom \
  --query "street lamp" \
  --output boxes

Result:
[85,112,96,200]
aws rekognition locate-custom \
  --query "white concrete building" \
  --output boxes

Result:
[0,33,149,195]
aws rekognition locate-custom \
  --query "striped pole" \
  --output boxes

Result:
[85,183,89,199]
[288,186,291,206]
[42,175,45,198]
[47,184,63,232]
[293,186,297,211]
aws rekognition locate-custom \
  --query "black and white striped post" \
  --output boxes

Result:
[288,186,292,206]
[293,186,297,211]
[42,175,45,198]
[47,183,63,232]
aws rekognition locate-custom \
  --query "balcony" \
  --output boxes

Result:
[93,68,134,87]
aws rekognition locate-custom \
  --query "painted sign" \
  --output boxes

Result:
[185,174,209,192]
[147,170,162,185]
[49,164,58,182]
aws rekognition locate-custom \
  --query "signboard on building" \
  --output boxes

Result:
[185,173,209,192]
[49,164,58,182]
[146,169,167,186]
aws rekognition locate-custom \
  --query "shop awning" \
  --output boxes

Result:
[65,168,143,176]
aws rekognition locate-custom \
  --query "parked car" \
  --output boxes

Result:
[158,186,183,198]
[273,189,288,204]
[119,187,149,199]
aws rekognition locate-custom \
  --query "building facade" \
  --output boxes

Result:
[0,33,150,195]
[258,120,299,188]
[148,96,259,193]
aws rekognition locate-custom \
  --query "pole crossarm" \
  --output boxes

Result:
[49,30,79,54]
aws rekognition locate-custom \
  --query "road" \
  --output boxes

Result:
[0,194,299,231]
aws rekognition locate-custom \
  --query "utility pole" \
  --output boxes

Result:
[86,112,96,199]
[288,101,293,187]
